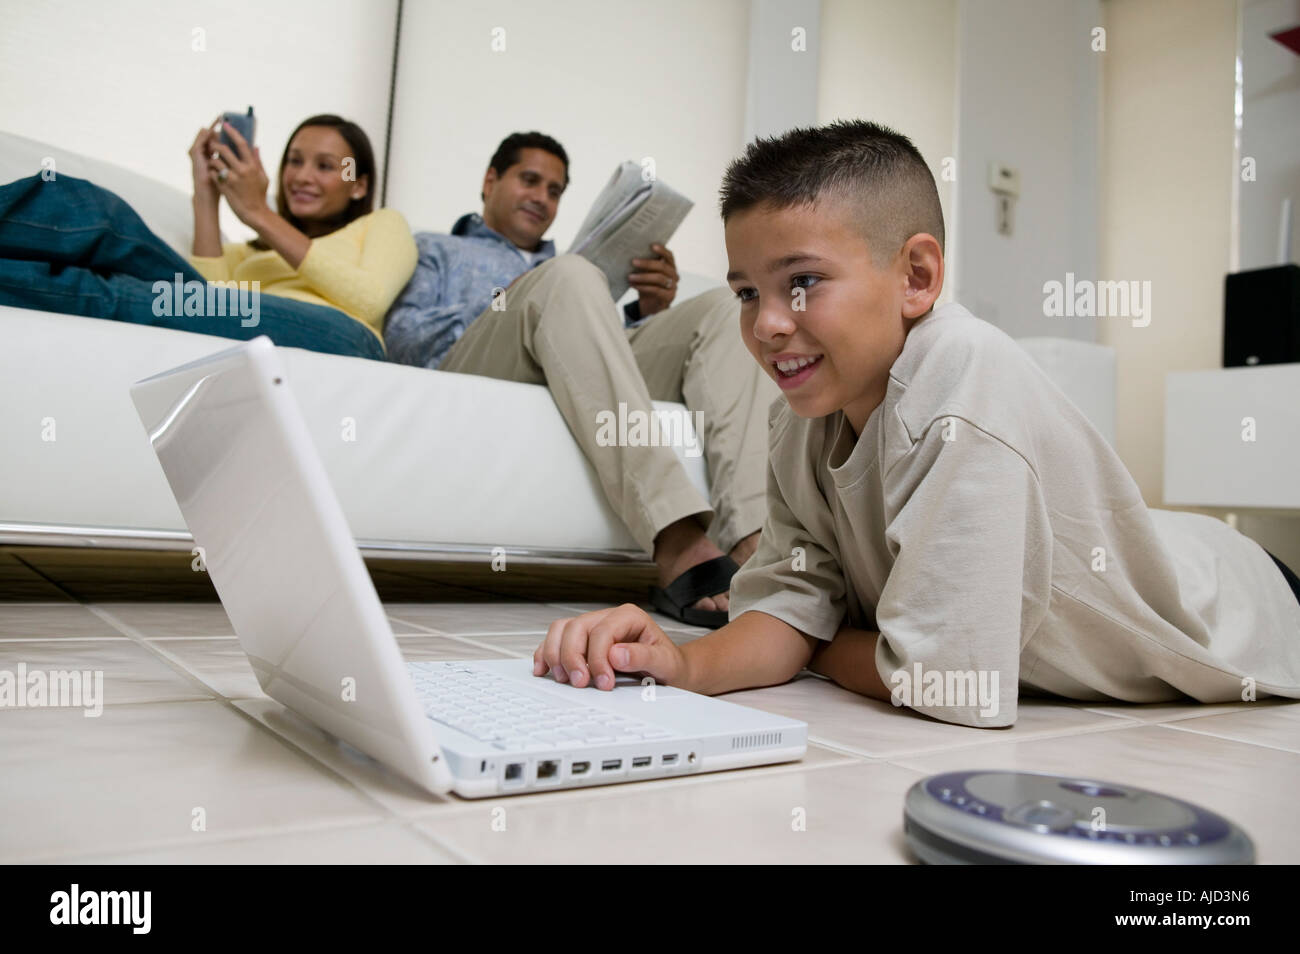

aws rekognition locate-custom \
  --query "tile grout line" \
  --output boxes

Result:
[1077,706,1150,723]
[388,618,704,644]
[0,636,131,642]
[83,604,484,864]
[386,614,541,653]
[822,717,1163,763]
[11,814,475,866]
[1154,720,1300,757]
[389,816,481,865]
[396,628,544,639]
[7,817,389,866]
[84,605,235,702]
[1077,701,1300,726]
[806,735,893,761]
[387,614,480,638]
[439,634,533,658]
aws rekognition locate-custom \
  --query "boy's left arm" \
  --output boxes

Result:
[808,626,893,702]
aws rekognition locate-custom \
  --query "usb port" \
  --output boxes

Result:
[602,759,622,772]
[662,754,678,765]
[571,761,590,776]
[632,756,652,768]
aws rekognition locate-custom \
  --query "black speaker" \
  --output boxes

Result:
[1223,264,1300,367]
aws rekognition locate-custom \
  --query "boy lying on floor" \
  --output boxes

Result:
[531,119,1300,727]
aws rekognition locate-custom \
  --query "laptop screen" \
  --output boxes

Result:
[130,338,449,792]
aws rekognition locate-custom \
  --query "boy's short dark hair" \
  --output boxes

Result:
[483,131,570,201]
[719,119,944,263]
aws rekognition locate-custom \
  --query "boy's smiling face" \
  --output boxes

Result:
[725,196,942,436]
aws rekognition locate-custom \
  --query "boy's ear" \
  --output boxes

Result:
[901,233,944,320]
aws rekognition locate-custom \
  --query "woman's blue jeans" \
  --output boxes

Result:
[0,174,385,360]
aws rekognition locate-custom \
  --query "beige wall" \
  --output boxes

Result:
[1099,0,1238,501]
[817,0,958,300]
[1099,0,1299,567]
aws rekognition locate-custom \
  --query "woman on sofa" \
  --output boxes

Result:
[0,114,416,360]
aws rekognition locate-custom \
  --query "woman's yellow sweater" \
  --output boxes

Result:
[189,208,417,345]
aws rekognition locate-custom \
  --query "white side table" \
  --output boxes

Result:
[1164,364,1300,511]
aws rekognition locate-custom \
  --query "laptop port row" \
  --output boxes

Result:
[504,754,683,783]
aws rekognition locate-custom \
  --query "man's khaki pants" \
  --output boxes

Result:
[437,254,779,555]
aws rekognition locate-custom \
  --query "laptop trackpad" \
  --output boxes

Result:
[610,674,688,697]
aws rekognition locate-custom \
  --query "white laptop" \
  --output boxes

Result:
[130,337,807,798]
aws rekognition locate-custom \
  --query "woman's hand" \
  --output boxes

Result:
[190,119,223,257]
[188,121,221,203]
[210,121,271,229]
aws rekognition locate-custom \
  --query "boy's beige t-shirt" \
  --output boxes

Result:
[729,302,1300,727]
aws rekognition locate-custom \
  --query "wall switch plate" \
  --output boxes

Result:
[989,162,1020,197]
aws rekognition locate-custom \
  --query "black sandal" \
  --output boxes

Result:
[649,555,740,629]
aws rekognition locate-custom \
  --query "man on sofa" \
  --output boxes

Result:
[384,132,777,627]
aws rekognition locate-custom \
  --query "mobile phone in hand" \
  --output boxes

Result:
[219,107,256,153]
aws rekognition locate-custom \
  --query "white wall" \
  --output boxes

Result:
[745,0,821,143]
[954,0,1102,340]
[1239,0,1300,270]
[386,0,750,285]
[817,0,958,303]
[0,0,398,244]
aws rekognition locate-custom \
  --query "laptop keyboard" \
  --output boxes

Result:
[408,661,675,752]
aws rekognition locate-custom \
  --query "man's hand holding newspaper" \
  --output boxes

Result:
[628,243,679,317]
[567,161,694,307]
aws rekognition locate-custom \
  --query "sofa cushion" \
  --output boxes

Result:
[0,307,711,556]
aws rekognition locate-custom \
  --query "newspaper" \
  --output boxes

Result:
[567,161,694,301]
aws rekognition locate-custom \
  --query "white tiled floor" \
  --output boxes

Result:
[2,598,1298,864]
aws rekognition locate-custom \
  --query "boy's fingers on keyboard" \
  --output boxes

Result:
[608,638,681,685]
[538,616,576,682]
[604,607,682,684]
[532,624,560,676]
[560,611,610,687]
[583,604,650,690]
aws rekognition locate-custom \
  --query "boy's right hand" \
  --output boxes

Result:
[533,604,688,691]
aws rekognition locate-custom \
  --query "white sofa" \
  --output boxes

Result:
[0,132,1117,566]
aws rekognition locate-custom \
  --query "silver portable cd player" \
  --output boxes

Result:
[904,770,1255,864]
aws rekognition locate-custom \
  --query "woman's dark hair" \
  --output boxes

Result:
[249,114,377,249]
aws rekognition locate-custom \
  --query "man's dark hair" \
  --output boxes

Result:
[719,119,944,263]
[482,131,569,201]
